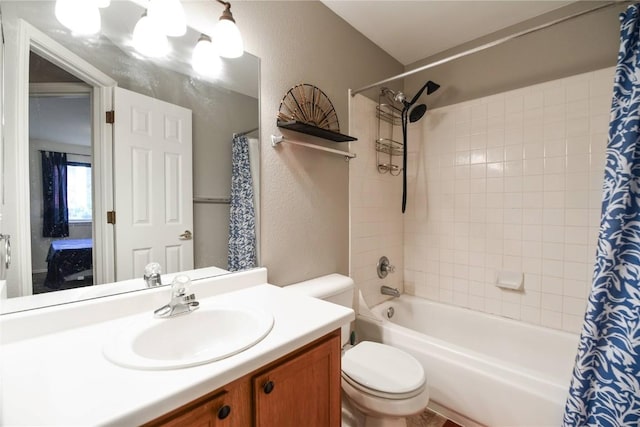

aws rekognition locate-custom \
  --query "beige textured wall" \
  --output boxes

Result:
[193,2,403,285]
[403,2,625,109]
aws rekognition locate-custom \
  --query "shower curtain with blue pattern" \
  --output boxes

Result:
[563,5,640,426]
[228,134,257,271]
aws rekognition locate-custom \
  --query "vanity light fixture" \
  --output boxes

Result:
[132,0,186,58]
[192,34,223,76]
[190,0,243,75]
[54,0,102,35]
[147,0,187,37]
[132,11,170,58]
[211,0,244,59]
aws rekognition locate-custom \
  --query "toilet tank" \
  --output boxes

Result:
[284,274,354,346]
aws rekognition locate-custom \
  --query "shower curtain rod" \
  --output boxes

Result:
[351,1,620,97]
[38,149,90,158]
[233,127,259,138]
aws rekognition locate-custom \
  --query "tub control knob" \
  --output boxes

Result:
[377,256,395,278]
[263,380,275,394]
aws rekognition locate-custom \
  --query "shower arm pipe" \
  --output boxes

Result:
[351,1,619,97]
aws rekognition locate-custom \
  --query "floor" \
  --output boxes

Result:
[343,397,462,427]
[407,408,462,427]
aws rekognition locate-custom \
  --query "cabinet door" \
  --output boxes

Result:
[147,379,251,427]
[253,333,341,427]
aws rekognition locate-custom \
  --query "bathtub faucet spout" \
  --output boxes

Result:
[381,285,400,298]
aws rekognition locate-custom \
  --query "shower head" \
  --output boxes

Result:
[409,104,427,123]
[407,80,440,107]
[426,81,440,95]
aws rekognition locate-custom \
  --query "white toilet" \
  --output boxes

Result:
[286,274,429,427]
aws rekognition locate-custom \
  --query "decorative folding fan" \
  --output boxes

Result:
[277,84,340,132]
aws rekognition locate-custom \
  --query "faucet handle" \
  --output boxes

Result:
[377,256,395,278]
[143,262,162,287]
[171,275,192,298]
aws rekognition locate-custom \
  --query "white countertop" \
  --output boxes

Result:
[0,275,354,426]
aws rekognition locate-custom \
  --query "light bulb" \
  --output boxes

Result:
[132,13,170,58]
[94,0,110,8]
[213,18,244,58]
[147,0,186,37]
[55,0,101,35]
[192,35,222,77]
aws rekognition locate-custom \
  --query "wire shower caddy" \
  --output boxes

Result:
[375,91,403,175]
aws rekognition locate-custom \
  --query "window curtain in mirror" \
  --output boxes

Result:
[228,135,256,271]
[563,5,640,426]
[41,151,69,238]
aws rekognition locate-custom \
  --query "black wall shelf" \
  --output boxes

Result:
[277,120,357,142]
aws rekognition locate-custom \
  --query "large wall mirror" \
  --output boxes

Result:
[0,1,260,313]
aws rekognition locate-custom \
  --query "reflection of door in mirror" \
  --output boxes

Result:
[26,55,196,294]
[29,53,95,295]
[113,87,194,280]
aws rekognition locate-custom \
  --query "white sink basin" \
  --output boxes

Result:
[103,305,274,370]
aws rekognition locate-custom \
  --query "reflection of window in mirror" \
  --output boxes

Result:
[67,162,92,222]
[29,52,95,296]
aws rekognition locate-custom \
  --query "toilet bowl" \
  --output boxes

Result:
[341,341,429,427]
[284,274,429,427]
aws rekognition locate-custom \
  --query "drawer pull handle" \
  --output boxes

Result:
[263,380,275,394]
[217,405,231,420]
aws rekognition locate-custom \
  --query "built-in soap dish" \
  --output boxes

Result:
[495,271,523,291]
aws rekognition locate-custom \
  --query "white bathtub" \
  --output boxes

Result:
[356,294,580,427]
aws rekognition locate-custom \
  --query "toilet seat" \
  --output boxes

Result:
[342,341,425,397]
[342,372,426,400]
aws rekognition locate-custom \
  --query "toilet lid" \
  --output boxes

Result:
[342,341,425,394]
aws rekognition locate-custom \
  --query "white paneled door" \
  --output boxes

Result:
[113,87,193,280]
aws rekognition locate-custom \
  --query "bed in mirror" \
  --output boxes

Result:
[0,0,260,314]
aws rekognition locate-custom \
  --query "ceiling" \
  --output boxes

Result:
[320,1,573,65]
[30,96,92,147]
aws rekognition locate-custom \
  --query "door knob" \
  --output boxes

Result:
[179,230,192,240]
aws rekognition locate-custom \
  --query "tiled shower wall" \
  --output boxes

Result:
[349,94,418,307]
[404,67,614,333]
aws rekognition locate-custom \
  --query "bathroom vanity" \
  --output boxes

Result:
[146,330,340,426]
[0,268,353,426]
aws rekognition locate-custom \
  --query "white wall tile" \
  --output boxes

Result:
[541,310,562,329]
[562,313,584,334]
[351,67,614,334]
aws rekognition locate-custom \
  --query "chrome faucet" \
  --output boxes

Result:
[154,275,200,318]
[144,262,163,288]
[381,285,400,298]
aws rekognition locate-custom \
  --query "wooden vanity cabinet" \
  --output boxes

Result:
[144,378,251,427]
[253,330,341,427]
[144,330,341,427]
